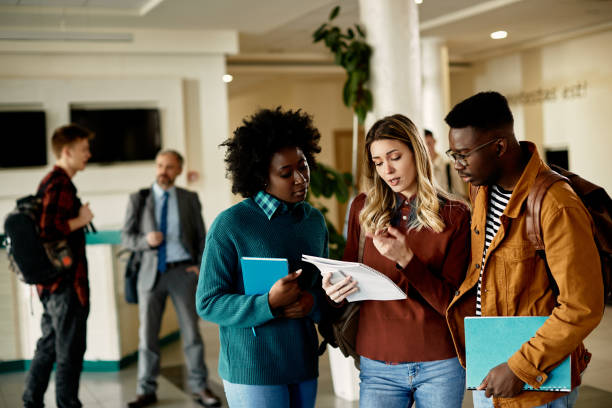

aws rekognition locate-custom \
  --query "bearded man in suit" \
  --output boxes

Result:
[122,150,220,408]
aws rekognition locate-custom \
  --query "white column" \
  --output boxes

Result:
[359,0,422,129]
[197,56,233,225]
[327,1,423,402]
[421,37,451,149]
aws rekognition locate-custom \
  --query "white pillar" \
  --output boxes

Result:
[359,0,422,129]
[327,1,423,402]
[197,57,233,225]
[421,37,451,150]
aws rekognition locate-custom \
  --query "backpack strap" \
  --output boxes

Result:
[35,175,57,198]
[358,225,366,263]
[525,169,568,250]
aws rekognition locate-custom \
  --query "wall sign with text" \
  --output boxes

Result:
[507,81,587,105]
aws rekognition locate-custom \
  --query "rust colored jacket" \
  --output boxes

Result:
[345,193,470,362]
[446,142,603,408]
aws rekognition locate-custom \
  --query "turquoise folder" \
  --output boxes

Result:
[240,257,288,295]
[465,316,571,391]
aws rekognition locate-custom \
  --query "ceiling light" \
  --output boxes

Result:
[222,74,233,83]
[490,30,508,40]
[415,0,423,4]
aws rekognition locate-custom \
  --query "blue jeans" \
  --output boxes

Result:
[359,356,465,408]
[472,387,579,408]
[222,379,317,408]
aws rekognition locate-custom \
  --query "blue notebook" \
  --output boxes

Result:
[240,257,288,295]
[465,316,571,391]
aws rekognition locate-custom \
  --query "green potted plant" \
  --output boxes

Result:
[307,5,373,259]
[313,5,373,124]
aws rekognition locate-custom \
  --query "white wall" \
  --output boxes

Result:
[450,29,612,192]
[0,77,184,230]
[0,30,237,362]
[0,52,235,229]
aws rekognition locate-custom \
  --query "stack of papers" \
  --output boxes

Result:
[301,254,407,302]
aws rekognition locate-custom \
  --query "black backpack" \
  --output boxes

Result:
[3,192,73,285]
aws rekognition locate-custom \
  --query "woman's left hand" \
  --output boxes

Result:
[279,291,314,318]
[372,226,414,268]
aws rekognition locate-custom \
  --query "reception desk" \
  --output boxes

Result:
[0,230,180,372]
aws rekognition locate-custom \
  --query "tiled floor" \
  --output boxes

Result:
[2,306,611,407]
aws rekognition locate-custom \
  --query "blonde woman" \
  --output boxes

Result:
[323,114,470,408]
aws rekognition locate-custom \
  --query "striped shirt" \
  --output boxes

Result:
[476,185,512,316]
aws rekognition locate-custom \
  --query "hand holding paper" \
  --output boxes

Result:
[322,272,358,303]
[302,254,406,302]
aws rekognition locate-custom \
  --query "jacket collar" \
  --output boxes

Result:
[501,141,548,219]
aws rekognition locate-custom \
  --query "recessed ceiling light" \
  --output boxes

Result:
[490,31,508,40]
[415,0,423,4]
[222,74,233,83]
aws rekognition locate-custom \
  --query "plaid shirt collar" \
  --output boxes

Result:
[254,190,284,220]
[254,190,305,220]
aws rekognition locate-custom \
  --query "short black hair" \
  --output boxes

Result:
[221,107,322,198]
[424,129,433,138]
[445,91,514,131]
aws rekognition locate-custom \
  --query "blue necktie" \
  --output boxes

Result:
[158,191,169,273]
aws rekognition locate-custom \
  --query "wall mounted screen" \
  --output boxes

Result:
[70,108,162,164]
[545,148,569,171]
[0,111,47,168]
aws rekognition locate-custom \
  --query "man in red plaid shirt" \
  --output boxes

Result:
[23,124,95,408]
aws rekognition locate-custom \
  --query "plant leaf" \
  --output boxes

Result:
[355,24,366,37]
[329,6,340,21]
[342,80,351,107]
[312,23,327,42]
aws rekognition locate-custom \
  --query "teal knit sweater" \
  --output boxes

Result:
[196,198,329,385]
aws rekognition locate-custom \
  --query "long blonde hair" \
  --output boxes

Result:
[359,114,448,234]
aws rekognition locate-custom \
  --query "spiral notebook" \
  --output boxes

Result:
[301,254,406,302]
[465,316,571,391]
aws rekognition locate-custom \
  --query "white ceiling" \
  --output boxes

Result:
[0,0,611,62]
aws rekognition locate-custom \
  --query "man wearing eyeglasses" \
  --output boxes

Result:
[443,91,603,408]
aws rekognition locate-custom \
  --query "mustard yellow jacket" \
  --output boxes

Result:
[446,142,604,408]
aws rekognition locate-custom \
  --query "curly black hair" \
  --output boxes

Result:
[221,107,322,198]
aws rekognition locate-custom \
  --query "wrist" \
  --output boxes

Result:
[267,293,279,310]
[396,252,413,269]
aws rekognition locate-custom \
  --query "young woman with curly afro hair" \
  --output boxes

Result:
[195,107,331,408]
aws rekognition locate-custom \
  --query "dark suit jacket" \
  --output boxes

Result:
[121,186,206,292]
